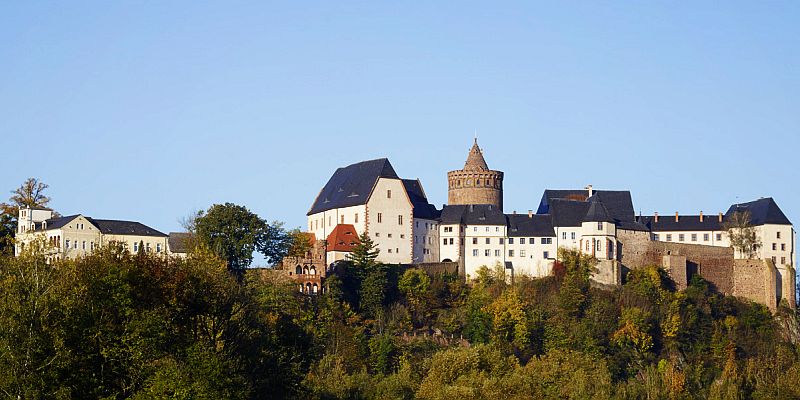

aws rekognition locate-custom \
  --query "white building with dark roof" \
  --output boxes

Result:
[15,207,171,261]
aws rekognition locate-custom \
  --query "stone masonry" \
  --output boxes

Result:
[447,139,504,210]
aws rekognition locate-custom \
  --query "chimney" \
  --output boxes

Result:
[675,212,679,222]
[700,211,704,222]
[513,210,517,215]
[654,212,659,223]
[719,212,723,222]
[586,184,594,197]
[528,210,533,218]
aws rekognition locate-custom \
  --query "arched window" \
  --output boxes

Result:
[305,283,312,293]
[303,267,309,275]
[295,265,302,274]
[299,284,304,293]
[313,284,319,294]
[310,267,317,275]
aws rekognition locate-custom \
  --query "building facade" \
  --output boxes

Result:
[15,207,173,260]
[300,139,795,308]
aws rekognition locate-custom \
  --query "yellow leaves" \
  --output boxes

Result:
[613,307,653,355]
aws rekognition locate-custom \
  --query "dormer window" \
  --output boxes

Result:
[597,222,603,230]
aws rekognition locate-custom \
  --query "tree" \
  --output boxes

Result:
[723,210,760,259]
[193,203,289,271]
[1,178,55,255]
[346,231,379,271]
[398,269,431,326]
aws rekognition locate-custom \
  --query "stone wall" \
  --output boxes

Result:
[733,259,777,312]
[416,261,460,276]
[593,260,621,286]
[447,169,503,210]
[617,229,735,293]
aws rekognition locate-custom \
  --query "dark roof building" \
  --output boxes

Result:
[308,158,399,215]
[507,214,555,237]
[402,179,441,220]
[726,197,792,226]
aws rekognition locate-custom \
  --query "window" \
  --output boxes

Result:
[398,215,403,225]
[508,238,514,244]
[509,250,514,257]
[387,190,391,198]
[562,232,567,240]
[495,226,499,232]
[542,238,552,244]
[520,238,526,245]
[781,257,786,265]
[597,222,603,230]
[485,238,490,245]
[82,241,86,250]
[494,250,500,257]
[520,250,526,257]
[571,232,576,240]
[133,242,139,252]
[772,256,777,263]
[156,243,162,253]
[585,241,590,251]
[678,234,685,241]
[449,238,454,245]
[499,238,504,245]
[443,238,448,245]
[485,227,489,232]
[400,234,405,239]
[472,238,478,245]
[597,241,602,252]
[90,241,95,250]
[444,227,453,233]
[355,213,358,223]
[328,216,331,226]
[74,241,78,249]
[782,244,786,251]
[375,233,380,237]
[704,234,709,241]
[772,243,777,251]
[388,248,393,253]
[378,213,382,223]
[473,227,477,232]
[341,215,344,224]
[473,249,478,257]
[146,243,151,252]
[543,251,550,259]
[388,233,392,238]
[716,233,722,241]
[654,234,660,241]
[691,234,697,242]
[777,232,782,239]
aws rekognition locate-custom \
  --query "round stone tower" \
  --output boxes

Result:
[447,139,504,210]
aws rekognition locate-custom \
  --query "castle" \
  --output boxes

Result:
[291,139,796,310]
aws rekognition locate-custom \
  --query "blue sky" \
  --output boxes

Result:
[2,2,798,265]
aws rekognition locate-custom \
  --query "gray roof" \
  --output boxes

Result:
[584,199,614,223]
[725,197,791,225]
[402,179,440,220]
[308,158,399,215]
[537,189,635,223]
[31,214,167,237]
[88,218,167,237]
[507,214,555,237]
[548,200,590,227]
[168,232,193,253]
[638,214,724,232]
[440,204,506,225]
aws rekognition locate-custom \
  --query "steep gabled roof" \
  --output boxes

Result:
[87,218,167,237]
[725,197,791,226]
[507,214,555,237]
[326,224,359,252]
[402,179,441,220]
[308,158,399,215]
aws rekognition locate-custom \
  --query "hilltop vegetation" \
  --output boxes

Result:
[1,243,800,399]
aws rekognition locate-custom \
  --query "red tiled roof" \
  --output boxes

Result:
[326,224,360,252]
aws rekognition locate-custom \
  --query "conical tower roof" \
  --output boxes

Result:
[463,138,489,170]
